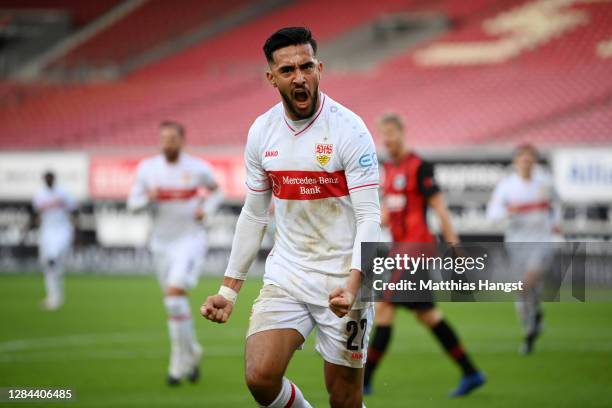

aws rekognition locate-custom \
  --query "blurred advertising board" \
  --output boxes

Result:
[0,152,88,201]
[552,148,612,204]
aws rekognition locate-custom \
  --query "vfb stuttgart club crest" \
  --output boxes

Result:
[315,143,333,166]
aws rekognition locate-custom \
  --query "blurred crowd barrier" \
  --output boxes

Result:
[0,148,610,274]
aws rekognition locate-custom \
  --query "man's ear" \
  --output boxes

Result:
[265,70,277,88]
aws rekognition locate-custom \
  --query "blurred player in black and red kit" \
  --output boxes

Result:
[363,113,486,397]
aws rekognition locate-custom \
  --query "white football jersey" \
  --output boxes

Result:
[245,93,379,306]
[32,185,76,258]
[128,153,217,251]
[487,168,560,242]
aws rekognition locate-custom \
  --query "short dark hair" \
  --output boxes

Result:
[263,27,317,63]
[159,120,185,137]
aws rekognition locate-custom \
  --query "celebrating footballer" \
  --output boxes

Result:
[201,27,381,408]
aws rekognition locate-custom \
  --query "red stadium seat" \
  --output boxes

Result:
[0,0,611,149]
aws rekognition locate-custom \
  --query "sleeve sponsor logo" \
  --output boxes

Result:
[359,152,378,168]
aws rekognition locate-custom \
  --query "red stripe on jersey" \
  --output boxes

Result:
[267,170,349,200]
[349,183,379,191]
[38,198,66,211]
[283,94,326,136]
[508,201,550,214]
[156,188,198,201]
[283,116,296,132]
[245,182,271,192]
[284,383,296,408]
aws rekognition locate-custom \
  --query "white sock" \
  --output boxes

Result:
[164,295,196,377]
[43,259,63,303]
[516,288,540,335]
[264,377,312,408]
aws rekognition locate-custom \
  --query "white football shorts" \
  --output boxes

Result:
[153,233,206,290]
[247,284,373,368]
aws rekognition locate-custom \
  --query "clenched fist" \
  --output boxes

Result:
[200,294,234,323]
[328,287,356,318]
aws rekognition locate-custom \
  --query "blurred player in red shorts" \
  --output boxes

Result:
[364,113,485,397]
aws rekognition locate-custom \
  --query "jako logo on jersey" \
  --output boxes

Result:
[264,150,278,158]
[351,352,363,360]
[315,143,333,166]
[359,152,378,168]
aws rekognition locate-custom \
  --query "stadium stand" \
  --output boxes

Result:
[0,0,121,27]
[0,0,611,149]
[47,0,251,70]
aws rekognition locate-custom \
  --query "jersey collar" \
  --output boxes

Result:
[283,93,326,137]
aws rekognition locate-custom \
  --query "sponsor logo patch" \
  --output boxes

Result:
[359,152,378,168]
[315,143,333,166]
[266,170,349,200]
[264,150,278,158]
[393,174,406,190]
[351,352,363,360]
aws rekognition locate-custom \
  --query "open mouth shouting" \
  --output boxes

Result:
[292,87,312,112]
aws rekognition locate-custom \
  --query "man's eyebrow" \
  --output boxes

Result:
[276,64,295,71]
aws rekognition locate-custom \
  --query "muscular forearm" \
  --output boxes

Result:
[222,276,244,293]
[439,212,459,244]
[346,269,362,297]
[429,193,459,244]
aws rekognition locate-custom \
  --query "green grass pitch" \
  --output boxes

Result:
[0,274,611,407]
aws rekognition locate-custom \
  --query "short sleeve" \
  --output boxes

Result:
[417,161,440,199]
[244,120,271,194]
[340,119,379,192]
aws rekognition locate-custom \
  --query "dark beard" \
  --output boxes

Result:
[163,150,180,163]
[280,87,319,120]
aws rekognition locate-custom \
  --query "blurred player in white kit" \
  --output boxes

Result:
[487,144,561,354]
[127,120,223,385]
[201,27,381,408]
[29,171,78,311]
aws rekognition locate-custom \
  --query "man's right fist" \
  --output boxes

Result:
[200,294,234,323]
